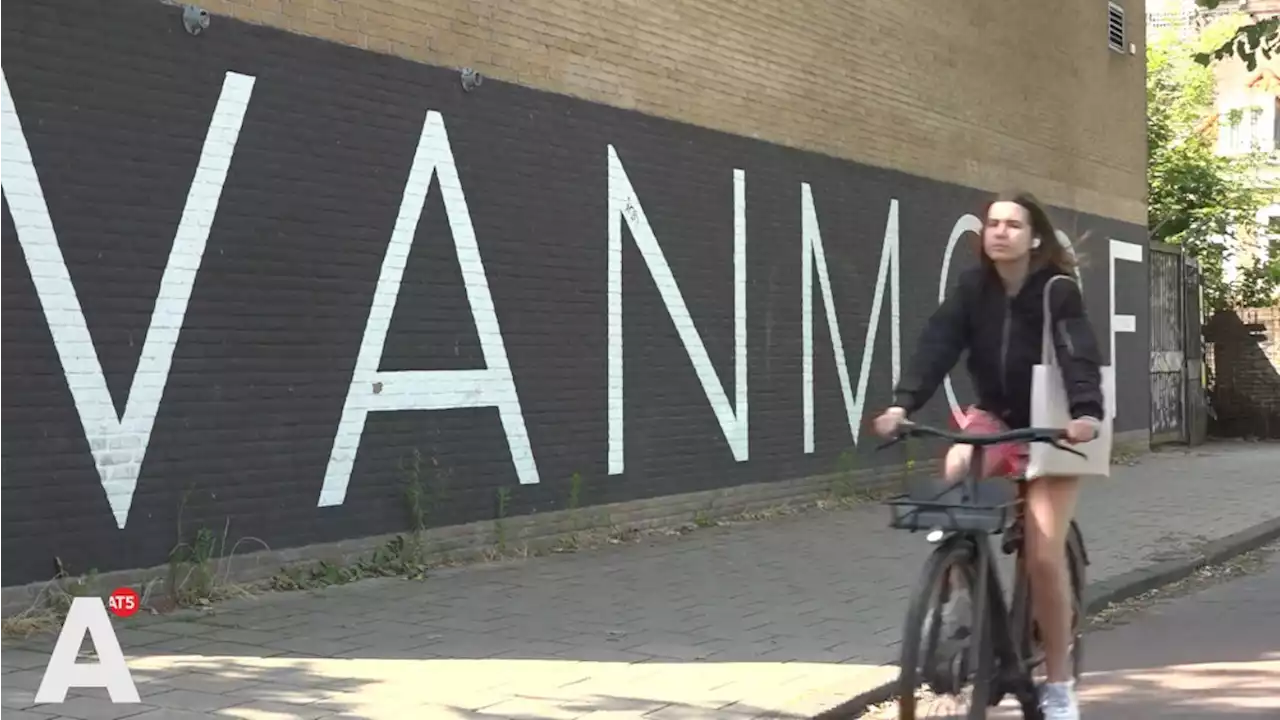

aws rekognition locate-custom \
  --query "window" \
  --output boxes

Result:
[1273,98,1280,151]
[1224,112,1241,153]
[1217,107,1270,154]
[1265,217,1280,266]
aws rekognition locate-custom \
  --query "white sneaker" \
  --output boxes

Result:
[1039,680,1080,720]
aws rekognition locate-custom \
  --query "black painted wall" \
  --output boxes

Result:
[0,0,1151,586]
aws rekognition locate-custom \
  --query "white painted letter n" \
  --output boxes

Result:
[607,145,748,475]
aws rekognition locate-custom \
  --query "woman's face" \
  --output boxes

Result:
[983,201,1035,263]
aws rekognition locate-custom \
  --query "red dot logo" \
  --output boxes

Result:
[107,587,140,618]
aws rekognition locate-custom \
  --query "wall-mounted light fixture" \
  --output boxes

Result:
[460,67,483,93]
[182,5,210,36]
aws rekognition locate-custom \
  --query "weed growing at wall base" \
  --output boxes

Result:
[1,560,102,638]
[829,448,859,500]
[2,449,1155,635]
[164,488,268,610]
[268,534,429,590]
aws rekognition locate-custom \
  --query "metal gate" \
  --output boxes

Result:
[1148,241,1206,446]
[1182,256,1208,446]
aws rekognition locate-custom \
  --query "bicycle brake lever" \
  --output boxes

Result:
[1050,439,1088,459]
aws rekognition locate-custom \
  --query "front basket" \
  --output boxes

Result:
[884,492,1020,534]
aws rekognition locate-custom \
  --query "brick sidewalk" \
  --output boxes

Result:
[4,442,1279,720]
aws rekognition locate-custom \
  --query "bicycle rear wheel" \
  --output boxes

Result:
[897,538,992,720]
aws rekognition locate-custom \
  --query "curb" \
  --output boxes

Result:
[811,516,1280,719]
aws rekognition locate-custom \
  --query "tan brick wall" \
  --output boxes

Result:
[197,0,1148,225]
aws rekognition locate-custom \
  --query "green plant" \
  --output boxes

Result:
[830,448,858,499]
[567,471,585,511]
[50,558,100,615]
[400,446,451,533]
[167,525,218,605]
[903,435,919,470]
[0,560,103,638]
[269,534,429,591]
[495,486,512,552]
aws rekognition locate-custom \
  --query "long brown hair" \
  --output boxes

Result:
[975,190,1081,277]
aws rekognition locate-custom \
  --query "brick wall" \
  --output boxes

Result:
[194,0,1149,226]
[0,0,1152,587]
[1206,306,1280,438]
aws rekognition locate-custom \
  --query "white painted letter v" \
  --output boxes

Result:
[0,70,256,529]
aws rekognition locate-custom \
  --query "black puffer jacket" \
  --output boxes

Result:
[893,264,1105,429]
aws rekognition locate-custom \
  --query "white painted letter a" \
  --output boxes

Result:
[319,111,538,507]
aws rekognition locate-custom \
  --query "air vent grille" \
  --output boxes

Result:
[1108,2,1127,53]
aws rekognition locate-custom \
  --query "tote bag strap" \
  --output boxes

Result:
[1040,274,1076,367]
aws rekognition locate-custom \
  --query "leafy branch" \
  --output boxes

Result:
[1149,17,1280,311]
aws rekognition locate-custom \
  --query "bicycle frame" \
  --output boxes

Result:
[938,442,1039,700]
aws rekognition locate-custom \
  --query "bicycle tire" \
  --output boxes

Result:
[897,538,992,720]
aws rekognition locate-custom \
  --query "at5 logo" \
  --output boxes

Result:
[34,588,141,704]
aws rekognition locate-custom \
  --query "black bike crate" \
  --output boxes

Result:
[884,480,1022,534]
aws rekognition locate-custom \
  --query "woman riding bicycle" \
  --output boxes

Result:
[872,190,1105,720]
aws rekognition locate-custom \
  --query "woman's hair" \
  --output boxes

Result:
[976,189,1082,276]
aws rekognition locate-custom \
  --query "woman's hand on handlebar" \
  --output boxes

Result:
[1064,417,1100,444]
[873,406,910,438]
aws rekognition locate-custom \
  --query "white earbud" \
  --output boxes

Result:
[1031,236,1042,249]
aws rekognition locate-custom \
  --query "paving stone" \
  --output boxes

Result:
[3,444,1278,718]
[144,689,243,712]
[214,700,332,720]
[24,696,154,720]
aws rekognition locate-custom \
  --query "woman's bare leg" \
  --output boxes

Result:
[943,444,972,483]
[1023,475,1081,682]
[937,444,973,604]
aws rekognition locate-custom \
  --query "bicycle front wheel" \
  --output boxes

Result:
[897,538,992,720]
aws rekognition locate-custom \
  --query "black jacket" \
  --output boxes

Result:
[893,264,1105,429]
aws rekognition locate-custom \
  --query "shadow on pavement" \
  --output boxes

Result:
[1075,660,1280,719]
[2,597,888,719]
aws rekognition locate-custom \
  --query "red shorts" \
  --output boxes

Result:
[954,406,1029,479]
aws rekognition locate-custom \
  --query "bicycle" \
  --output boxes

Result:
[876,422,1090,719]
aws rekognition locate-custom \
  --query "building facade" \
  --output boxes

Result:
[1,0,1151,588]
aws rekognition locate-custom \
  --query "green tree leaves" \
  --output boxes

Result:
[1149,20,1279,311]
[1192,0,1279,71]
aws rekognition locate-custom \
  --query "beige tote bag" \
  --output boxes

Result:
[1026,275,1115,479]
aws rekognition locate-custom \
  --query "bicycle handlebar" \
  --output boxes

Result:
[875,421,1088,458]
